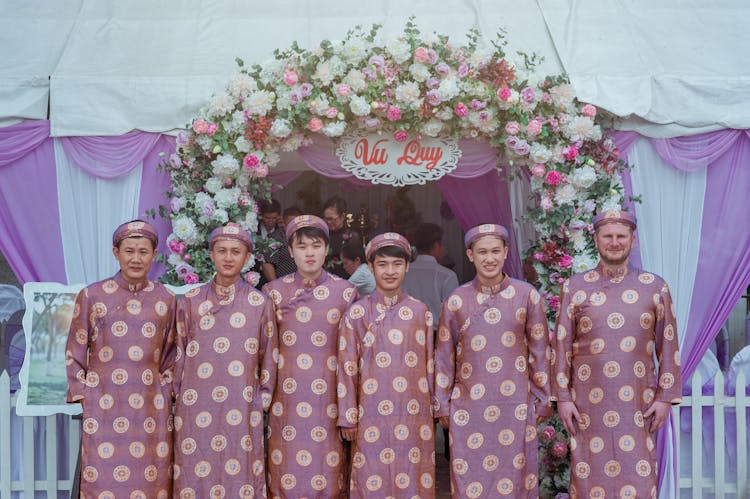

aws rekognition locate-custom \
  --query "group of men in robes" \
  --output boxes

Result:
[66,207,680,499]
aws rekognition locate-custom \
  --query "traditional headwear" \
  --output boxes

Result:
[365,232,412,260]
[209,223,253,251]
[112,220,158,247]
[592,209,637,231]
[464,223,509,249]
[285,214,330,241]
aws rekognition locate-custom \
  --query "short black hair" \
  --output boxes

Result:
[412,222,443,252]
[289,226,330,247]
[322,196,347,216]
[341,236,366,263]
[368,244,410,264]
[259,198,281,215]
[283,205,302,218]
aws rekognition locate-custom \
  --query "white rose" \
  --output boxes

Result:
[530,143,552,164]
[227,73,257,98]
[314,60,334,85]
[555,183,578,205]
[438,78,460,101]
[572,252,598,273]
[270,118,292,138]
[549,84,576,110]
[408,63,431,82]
[422,119,444,137]
[234,136,251,153]
[349,95,371,117]
[212,208,229,224]
[385,39,411,64]
[243,90,274,116]
[172,216,199,244]
[571,165,598,189]
[211,154,240,177]
[280,133,304,152]
[395,81,422,108]
[214,188,240,209]
[204,178,223,194]
[322,121,347,137]
[208,92,235,117]
[565,116,601,142]
[308,95,330,116]
[167,253,183,266]
[265,150,280,167]
[344,69,367,92]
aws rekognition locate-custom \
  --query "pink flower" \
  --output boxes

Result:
[558,255,573,268]
[168,239,182,254]
[386,106,401,121]
[454,103,468,117]
[564,145,579,161]
[582,104,597,118]
[545,170,563,186]
[457,63,469,78]
[541,425,556,441]
[540,196,553,211]
[533,252,545,262]
[551,440,568,458]
[530,164,546,178]
[505,121,520,135]
[335,84,351,97]
[414,46,430,63]
[308,117,323,132]
[526,120,542,136]
[393,130,408,142]
[325,107,339,118]
[183,272,200,284]
[497,86,511,102]
[192,119,213,135]
[548,295,560,312]
[254,163,269,178]
[284,70,298,86]
[244,271,261,287]
[243,154,259,169]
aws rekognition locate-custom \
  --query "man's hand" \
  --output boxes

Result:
[557,401,580,436]
[439,416,450,430]
[341,427,357,441]
[643,401,671,433]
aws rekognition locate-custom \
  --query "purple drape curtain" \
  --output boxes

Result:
[59,130,164,179]
[297,137,522,276]
[0,121,67,283]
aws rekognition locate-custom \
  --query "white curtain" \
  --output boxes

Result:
[54,140,143,285]
[628,137,707,499]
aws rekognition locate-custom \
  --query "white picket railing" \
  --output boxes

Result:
[0,369,748,498]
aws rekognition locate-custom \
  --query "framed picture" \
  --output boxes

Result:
[16,282,85,416]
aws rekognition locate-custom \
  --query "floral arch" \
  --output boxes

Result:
[162,19,627,317]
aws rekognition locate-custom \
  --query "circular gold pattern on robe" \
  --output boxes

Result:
[588,387,604,404]
[362,378,378,395]
[126,299,142,315]
[313,285,329,300]
[295,306,312,323]
[375,351,391,368]
[498,429,515,446]
[466,482,483,498]
[310,426,327,443]
[501,331,516,348]
[281,473,297,490]
[281,425,296,442]
[181,437,197,455]
[590,486,605,498]
[113,416,130,434]
[387,328,404,345]
[572,290,587,305]
[589,436,604,454]
[82,466,98,483]
[113,465,131,482]
[664,324,675,340]
[500,380,516,397]
[660,372,676,389]
[311,330,327,347]
[325,450,340,467]
[398,306,413,321]
[640,312,654,330]
[501,285,516,299]
[239,485,255,497]
[486,356,503,373]
[590,338,606,355]
[636,459,652,477]
[210,434,227,452]
[515,355,527,372]
[111,321,128,337]
[409,447,422,464]
[578,316,593,334]
[514,404,528,422]
[605,459,622,478]
[311,474,327,491]
[530,288,541,304]
[634,361,647,378]
[621,289,639,304]
[447,294,463,312]
[575,461,591,479]
[466,431,484,450]
[453,409,470,426]
[497,478,514,495]
[97,441,115,459]
[377,400,394,416]
[470,334,487,351]
[247,291,264,306]
[98,346,113,363]
[639,272,655,284]
[394,472,411,490]
[483,454,499,472]
[296,449,312,467]
[470,383,486,400]
[452,458,468,475]
[393,423,410,441]
[349,304,365,319]
[404,350,419,368]
[675,350,681,366]
[589,291,607,306]
[604,360,621,378]
[603,410,620,428]
[365,475,382,492]
[607,312,625,329]
[484,405,501,423]
[577,364,592,382]
[311,378,327,395]
[93,302,108,318]
[326,308,341,325]
[483,307,501,324]
[296,353,313,370]
[111,368,128,385]
[296,401,313,418]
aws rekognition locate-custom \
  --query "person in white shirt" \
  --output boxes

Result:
[340,235,375,296]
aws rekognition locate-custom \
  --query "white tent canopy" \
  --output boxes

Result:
[1,0,748,138]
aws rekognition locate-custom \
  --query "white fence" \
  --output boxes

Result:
[0,370,748,498]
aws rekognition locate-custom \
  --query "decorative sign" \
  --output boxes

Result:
[336,134,462,186]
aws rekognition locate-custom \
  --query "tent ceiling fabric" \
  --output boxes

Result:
[1,0,748,137]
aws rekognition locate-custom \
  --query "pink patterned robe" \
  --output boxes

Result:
[66,273,176,499]
[173,279,278,499]
[262,271,357,498]
[435,275,551,498]
[553,264,682,499]
[337,291,436,499]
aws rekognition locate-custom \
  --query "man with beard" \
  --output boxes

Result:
[553,210,682,498]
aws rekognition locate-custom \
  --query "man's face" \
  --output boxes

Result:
[209,239,251,282]
[290,234,328,279]
[594,223,635,266]
[340,254,359,277]
[261,211,279,231]
[113,238,157,283]
[369,254,408,295]
[323,207,344,232]
[466,236,507,283]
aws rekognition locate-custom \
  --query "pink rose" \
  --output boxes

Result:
[454,103,468,117]
[533,252,545,262]
[335,84,351,97]
[548,295,560,311]
[545,170,563,186]
[325,107,339,118]
[558,255,573,268]
[244,271,261,287]
[386,106,401,121]
[505,121,520,135]
[551,440,568,458]
[582,104,597,118]
[254,163,269,178]
[541,425,556,441]
[168,238,182,254]
[192,119,210,134]
[308,117,323,132]
[284,70,298,86]
[497,86,511,102]
[243,154,259,169]
[526,120,542,136]
[564,145,579,161]
[413,47,430,63]
[540,196,553,211]
[183,272,200,284]
[530,164,546,178]
[393,130,408,142]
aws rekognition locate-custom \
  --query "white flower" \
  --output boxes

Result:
[408,63,431,82]
[571,229,588,252]
[468,47,493,68]
[314,60,335,85]
[438,78,460,101]
[167,253,183,266]
[344,69,367,92]
[308,95,330,116]
[234,136,251,153]
[328,56,346,77]
[349,95,371,116]
[280,133,304,152]
[223,110,246,135]
[195,135,213,151]
[241,210,259,233]
[212,208,229,224]
[571,165,598,189]
[265,150,280,167]
[275,90,292,111]
[211,154,240,177]
[194,192,213,208]
[227,73,257,98]
[259,58,283,85]
[341,37,367,63]
[208,92,235,117]
[236,171,251,188]
[243,90,274,116]
[395,81,422,108]
[530,143,552,164]
[214,188,240,209]
[322,121,347,137]
[435,106,453,121]
[549,84,576,110]
[385,38,411,64]
[204,177,223,194]
[572,252,598,273]
[555,183,578,205]
[422,119,444,137]
[270,118,292,138]
[600,196,623,212]
[172,216,199,244]
[564,116,601,142]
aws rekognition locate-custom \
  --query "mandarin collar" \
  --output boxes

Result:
[113,272,150,293]
[471,273,510,295]
[597,262,636,281]
[294,270,329,289]
[371,290,405,308]
[210,276,244,297]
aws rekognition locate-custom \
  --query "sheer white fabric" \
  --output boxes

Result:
[54,139,143,284]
